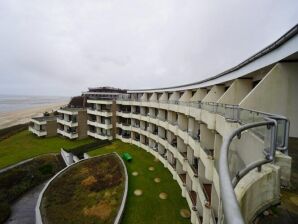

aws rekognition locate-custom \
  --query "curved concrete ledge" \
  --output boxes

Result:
[35,152,128,224]
[113,153,129,224]
[235,164,280,223]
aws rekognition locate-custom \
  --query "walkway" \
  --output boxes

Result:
[5,183,46,224]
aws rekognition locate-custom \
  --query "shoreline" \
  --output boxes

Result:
[0,102,67,130]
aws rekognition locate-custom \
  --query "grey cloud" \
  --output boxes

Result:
[0,0,297,96]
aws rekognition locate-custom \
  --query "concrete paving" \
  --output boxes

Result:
[5,183,46,224]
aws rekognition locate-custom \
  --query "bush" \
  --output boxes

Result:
[64,140,111,156]
[0,155,65,213]
[0,203,11,223]
[0,124,28,141]
[39,164,53,175]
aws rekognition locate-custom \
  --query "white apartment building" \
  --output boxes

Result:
[30,25,298,223]
[84,25,298,223]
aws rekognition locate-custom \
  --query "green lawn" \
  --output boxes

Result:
[0,130,94,169]
[89,140,191,224]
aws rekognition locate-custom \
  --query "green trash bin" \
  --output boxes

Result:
[122,153,132,161]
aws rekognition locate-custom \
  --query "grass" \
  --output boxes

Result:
[0,130,94,169]
[0,154,65,223]
[89,140,191,224]
[41,154,125,224]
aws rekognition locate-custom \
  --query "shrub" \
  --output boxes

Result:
[0,203,11,223]
[64,140,111,156]
[0,124,28,141]
[39,164,53,175]
[0,155,65,213]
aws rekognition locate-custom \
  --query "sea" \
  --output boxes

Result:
[0,95,70,113]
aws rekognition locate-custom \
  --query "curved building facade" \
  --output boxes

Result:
[29,25,298,223]
[85,25,298,223]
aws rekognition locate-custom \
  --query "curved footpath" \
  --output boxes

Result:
[5,183,46,224]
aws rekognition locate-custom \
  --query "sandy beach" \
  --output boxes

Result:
[0,102,67,129]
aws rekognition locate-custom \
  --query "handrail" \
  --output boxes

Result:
[116,97,289,152]
[219,120,277,224]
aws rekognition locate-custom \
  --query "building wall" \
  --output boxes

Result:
[111,101,117,138]
[46,120,57,137]
[78,110,88,139]
[240,62,298,137]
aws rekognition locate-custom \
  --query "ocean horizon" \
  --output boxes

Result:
[0,94,70,113]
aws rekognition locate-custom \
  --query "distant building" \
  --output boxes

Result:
[29,116,57,137]
[84,87,127,140]
[56,96,88,140]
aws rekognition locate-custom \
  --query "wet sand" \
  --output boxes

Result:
[0,102,67,129]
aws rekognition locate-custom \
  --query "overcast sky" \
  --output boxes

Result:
[0,0,297,96]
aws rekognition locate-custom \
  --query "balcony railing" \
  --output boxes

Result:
[188,190,197,210]
[190,163,198,177]
[178,173,186,185]
[116,98,291,141]
[218,114,290,223]
[202,183,212,208]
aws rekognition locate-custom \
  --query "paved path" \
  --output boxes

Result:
[5,183,46,224]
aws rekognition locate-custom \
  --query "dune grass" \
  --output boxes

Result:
[41,154,125,224]
[0,130,94,169]
[89,140,191,224]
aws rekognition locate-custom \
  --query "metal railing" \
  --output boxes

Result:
[117,96,290,149]
[218,116,284,224]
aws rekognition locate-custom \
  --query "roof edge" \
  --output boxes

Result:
[128,24,298,92]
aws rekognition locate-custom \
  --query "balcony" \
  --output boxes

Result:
[203,183,212,208]
[87,99,113,105]
[132,110,140,114]
[180,151,187,159]
[178,173,186,185]
[57,117,78,127]
[87,130,112,140]
[57,129,78,139]
[87,120,112,129]
[30,118,46,125]
[169,160,176,170]
[203,148,214,160]
[87,108,112,117]
[188,190,197,210]
[29,126,47,137]
[116,111,131,118]
[190,163,198,177]
[188,131,200,142]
